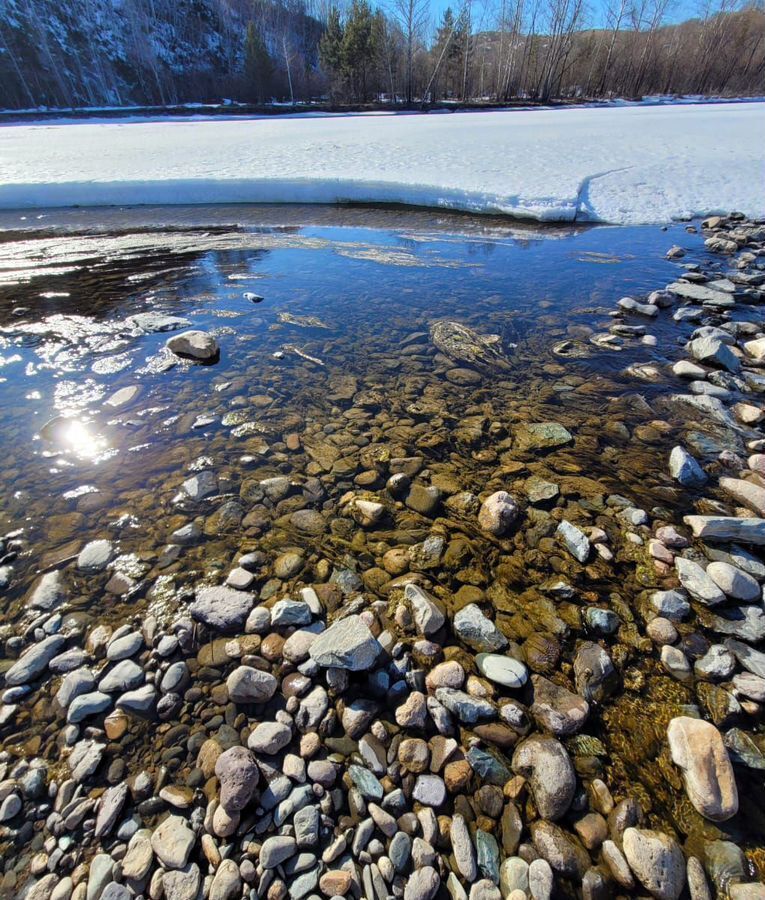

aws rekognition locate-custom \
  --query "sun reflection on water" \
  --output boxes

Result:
[38,414,116,464]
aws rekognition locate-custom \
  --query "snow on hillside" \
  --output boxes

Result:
[0,103,763,224]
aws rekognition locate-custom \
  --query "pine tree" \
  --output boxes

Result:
[319,6,345,98]
[244,20,274,103]
[342,0,375,102]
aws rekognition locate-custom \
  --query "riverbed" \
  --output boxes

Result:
[1,206,763,898]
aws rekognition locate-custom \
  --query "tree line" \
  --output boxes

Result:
[0,0,762,110]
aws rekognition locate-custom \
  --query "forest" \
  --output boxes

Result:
[0,0,763,110]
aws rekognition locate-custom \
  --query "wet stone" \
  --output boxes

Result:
[667,716,738,821]
[5,635,67,686]
[308,615,383,670]
[478,491,520,536]
[530,675,589,735]
[453,604,507,653]
[475,653,528,689]
[189,585,255,631]
[556,520,590,563]
[514,422,572,451]
[166,329,219,360]
[27,570,65,610]
[77,539,113,573]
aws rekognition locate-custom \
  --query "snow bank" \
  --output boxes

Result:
[0,103,763,224]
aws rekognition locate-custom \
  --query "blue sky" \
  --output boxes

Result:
[425,0,704,30]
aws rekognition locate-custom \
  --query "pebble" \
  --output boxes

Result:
[675,557,726,606]
[412,774,447,806]
[475,653,527,688]
[226,665,278,703]
[705,561,761,601]
[248,721,292,754]
[512,735,575,820]
[189,585,255,631]
[215,746,259,812]
[404,866,440,900]
[528,858,554,900]
[556,520,590,563]
[261,835,297,868]
[4,634,67,686]
[27,570,66,610]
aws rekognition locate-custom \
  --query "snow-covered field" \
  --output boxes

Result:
[0,103,763,224]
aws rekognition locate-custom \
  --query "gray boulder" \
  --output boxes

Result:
[189,585,255,632]
[308,615,383,671]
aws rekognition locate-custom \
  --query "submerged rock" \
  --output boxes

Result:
[514,422,573,452]
[27,570,65,610]
[453,604,507,653]
[667,716,738,821]
[556,520,590,563]
[478,491,520,536]
[669,446,707,487]
[430,320,512,372]
[128,313,191,333]
[4,635,66,686]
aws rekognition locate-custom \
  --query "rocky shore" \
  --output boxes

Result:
[2,213,765,900]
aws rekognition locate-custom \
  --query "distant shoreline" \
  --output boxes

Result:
[1,94,763,124]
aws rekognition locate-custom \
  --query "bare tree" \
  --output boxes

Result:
[389,0,430,102]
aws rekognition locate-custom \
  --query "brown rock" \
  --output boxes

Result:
[261,634,285,662]
[399,738,430,773]
[476,785,504,818]
[530,675,589,736]
[530,820,590,879]
[501,801,522,855]
[383,549,410,576]
[429,736,458,772]
[104,710,128,740]
[523,633,560,674]
[197,739,223,779]
[574,812,608,850]
[444,759,473,792]
[473,723,520,750]
[319,871,352,896]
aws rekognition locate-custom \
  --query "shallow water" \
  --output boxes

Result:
[0,208,687,548]
[1,206,763,874]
